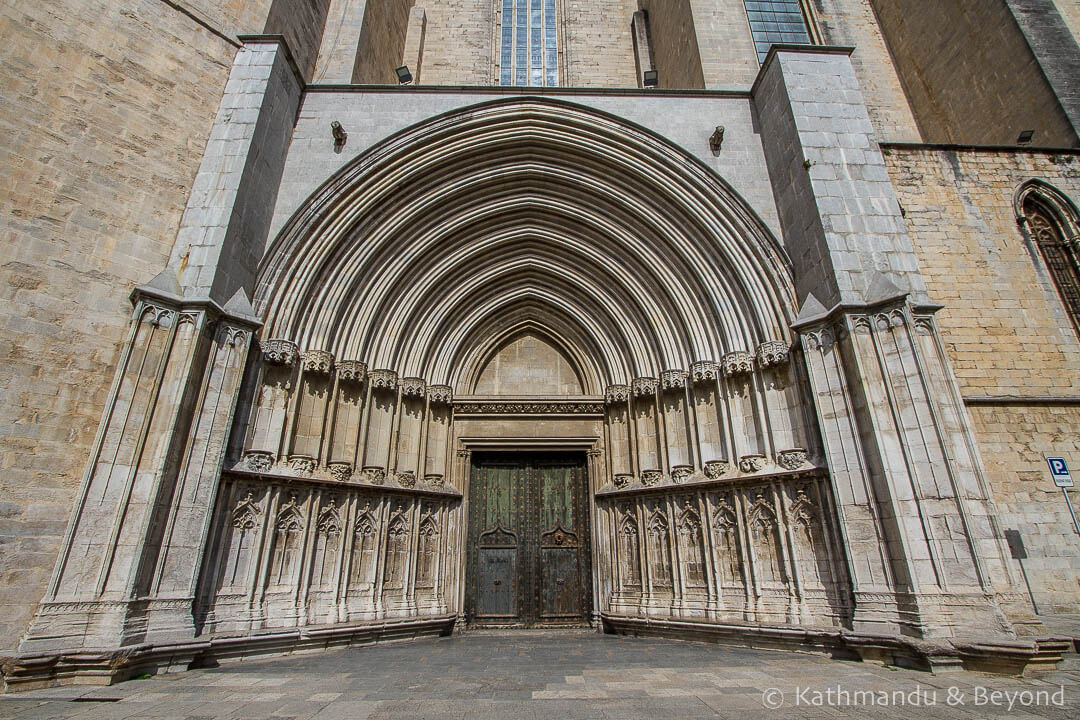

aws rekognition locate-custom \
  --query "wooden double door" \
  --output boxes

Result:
[466,452,592,626]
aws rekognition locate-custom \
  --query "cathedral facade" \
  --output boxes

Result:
[2,0,1080,689]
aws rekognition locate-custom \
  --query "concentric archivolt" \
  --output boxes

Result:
[256,97,796,391]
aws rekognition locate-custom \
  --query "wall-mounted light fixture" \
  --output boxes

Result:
[1017,129,1034,145]
[395,65,413,85]
[331,121,347,150]
[643,69,658,87]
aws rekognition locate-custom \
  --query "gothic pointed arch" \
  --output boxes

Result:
[1015,179,1080,337]
[254,97,797,386]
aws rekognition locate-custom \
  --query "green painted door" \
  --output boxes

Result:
[467,453,591,626]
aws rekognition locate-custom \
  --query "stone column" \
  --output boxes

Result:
[754,47,1022,639]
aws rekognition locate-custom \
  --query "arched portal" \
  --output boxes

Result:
[200,98,850,634]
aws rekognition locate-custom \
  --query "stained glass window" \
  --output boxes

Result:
[499,0,558,86]
[743,0,812,64]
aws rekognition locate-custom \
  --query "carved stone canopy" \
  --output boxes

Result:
[260,339,299,367]
[721,351,754,377]
[337,360,367,384]
[400,377,426,397]
[660,370,688,391]
[756,341,789,368]
[302,350,334,375]
[631,377,659,398]
[369,369,398,391]
[428,384,453,405]
[690,360,719,384]
[604,384,630,405]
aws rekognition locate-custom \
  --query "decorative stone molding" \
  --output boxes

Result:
[428,385,453,405]
[369,369,398,391]
[289,455,315,476]
[260,339,298,367]
[337,360,367,384]
[703,459,729,479]
[454,400,604,414]
[395,470,416,488]
[631,377,658,398]
[776,449,808,471]
[738,454,767,473]
[690,360,719,384]
[660,370,688,391]
[670,465,693,484]
[243,450,274,473]
[756,341,789,368]
[361,466,385,485]
[722,351,754,377]
[640,469,662,487]
[301,350,334,375]
[613,473,633,489]
[604,384,630,405]
[400,377,426,397]
[424,473,444,487]
[328,462,352,482]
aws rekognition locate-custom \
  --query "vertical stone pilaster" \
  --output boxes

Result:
[756,47,1022,639]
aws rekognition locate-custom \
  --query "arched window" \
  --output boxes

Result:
[498,0,559,87]
[1017,181,1080,338]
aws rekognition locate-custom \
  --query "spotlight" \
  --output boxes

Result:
[643,69,658,87]
[395,65,413,85]
[1017,129,1034,145]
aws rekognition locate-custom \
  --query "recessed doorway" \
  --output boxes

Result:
[466,452,592,627]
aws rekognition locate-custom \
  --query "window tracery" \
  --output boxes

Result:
[1021,191,1080,338]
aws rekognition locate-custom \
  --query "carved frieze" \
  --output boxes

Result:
[631,377,658,398]
[756,341,789,368]
[369,369,398,391]
[690,360,719,384]
[613,473,633,489]
[395,470,416,488]
[302,350,334,375]
[454,401,604,414]
[361,466,386,485]
[428,385,453,406]
[289,456,316,476]
[670,465,693,484]
[337,360,367,384]
[261,339,299,367]
[722,351,754,377]
[243,450,274,473]
[703,459,729,479]
[776,449,808,471]
[738,454,767,473]
[328,462,352,483]
[424,473,444,487]
[400,377,426,397]
[660,370,687,391]
[640,469,662,487]
[604,384,630,405]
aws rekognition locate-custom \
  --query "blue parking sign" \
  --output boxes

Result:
[1048,457,1073,487]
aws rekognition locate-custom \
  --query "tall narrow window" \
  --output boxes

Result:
[499,0,558,86]
[1024,197,1080,338]
[743,1,812,64]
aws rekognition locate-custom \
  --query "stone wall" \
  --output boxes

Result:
[562,0,638,88]
[415,0,491,85]
[869,0,1078,147]
[636,1,705,89]
[354,0,415,83]
[811,0,920,143]
[886,146,1080,612]
[0,0,261,654]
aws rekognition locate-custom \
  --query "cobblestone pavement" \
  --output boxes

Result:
[2,630,1078,719]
